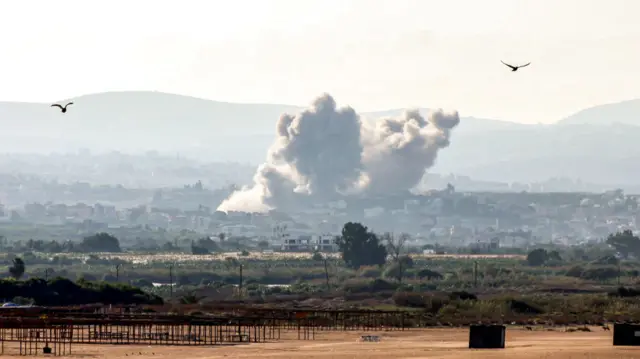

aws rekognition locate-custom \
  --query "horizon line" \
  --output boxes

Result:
[0,89,636,125]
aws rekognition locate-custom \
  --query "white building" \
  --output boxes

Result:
[314,234,338,252]
[280,234,338,252]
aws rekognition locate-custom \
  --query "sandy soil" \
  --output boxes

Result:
[3,327,638,358]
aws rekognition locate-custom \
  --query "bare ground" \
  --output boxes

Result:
[3,327,638,358]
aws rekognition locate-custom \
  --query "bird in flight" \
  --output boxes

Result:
[51,102,74,113]
[501,60,531,72]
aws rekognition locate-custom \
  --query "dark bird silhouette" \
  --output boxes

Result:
[51,102,74,113]
[501,60,531,72]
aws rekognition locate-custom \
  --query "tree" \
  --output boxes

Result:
[382,232,411,282]
[525,248,563,266]
[382,232,409,261]
[190,241,210,255]
[80,233,122,252]
[383,257,413,282]
[399,255,414,269]
[416,268,443,280]
[547,250,563,263]
[336,222,387,269]
[195,237,219,252]
[9,257,25,280]
[162,241,178,252]
[526,248,549,266]
[607,230,640,259]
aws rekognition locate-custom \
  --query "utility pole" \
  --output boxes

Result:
[323,258,330,291]
[169,264,174,301]
[617,261,621,286]
[115,264,121,282]
[474,261,479,287]
[44,268,52,281]
[239,264,244,298]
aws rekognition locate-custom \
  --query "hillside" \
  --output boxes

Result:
[0,91,639,186]
[0,91,518,162]
[0,92,298,159]
[558,99,640,126]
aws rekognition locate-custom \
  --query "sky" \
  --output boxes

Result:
[0,0,639,124]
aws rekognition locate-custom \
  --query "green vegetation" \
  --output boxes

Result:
[8,257,25,279]
[0,277,162,306]
[1,224,639,325]
[337,222,387,268]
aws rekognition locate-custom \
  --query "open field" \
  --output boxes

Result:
[3,328,638,358]
[420,253,526,259]
[52,252,343,264]
[45,252,525,264]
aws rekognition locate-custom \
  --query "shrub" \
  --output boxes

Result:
[449,291,477,301]
[392,292,425,308]
[565,265,584,278]
[609,287,640,298]
[341,278,397,293]
[508,299,544,314]
[0,278,162,306]
[581,266,618,281]
[416,268,444,280]
[359,266,382,278]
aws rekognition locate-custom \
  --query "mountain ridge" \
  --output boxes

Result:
[1,91,639,185]
[4,90,638,126]
[558,98,640,126]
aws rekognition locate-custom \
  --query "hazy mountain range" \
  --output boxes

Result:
[1,91,640,186]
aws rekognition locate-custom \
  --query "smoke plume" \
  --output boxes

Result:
[217,93,460,212]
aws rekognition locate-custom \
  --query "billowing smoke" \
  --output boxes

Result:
[217,93,460,212]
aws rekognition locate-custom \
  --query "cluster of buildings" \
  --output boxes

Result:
[2,187,639,252]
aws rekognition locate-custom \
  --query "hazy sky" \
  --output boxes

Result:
[0,0,639,123]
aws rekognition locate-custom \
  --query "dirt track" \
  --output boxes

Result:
[5,327,639,358]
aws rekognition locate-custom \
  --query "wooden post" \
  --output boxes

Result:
[474,261,479,287]
[323,258,330,291]
[169,264,174,301]
[239,264,244,298]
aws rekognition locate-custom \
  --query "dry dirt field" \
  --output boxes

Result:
[3,327,639,358]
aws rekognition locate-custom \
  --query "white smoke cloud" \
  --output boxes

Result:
[217,93,459,212]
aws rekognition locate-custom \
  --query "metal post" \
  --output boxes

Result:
[169,264,174,300]
[239,264,243,298]
[115,264,121,282]
[323,259,330,291]
[474,261,478,287]
[617,261,621,286]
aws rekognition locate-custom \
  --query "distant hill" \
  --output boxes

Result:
[0,91,299,161]
[372,101,640,186]
[0,91,521,162]
[558,99,640,126]
[1,91,640,187]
